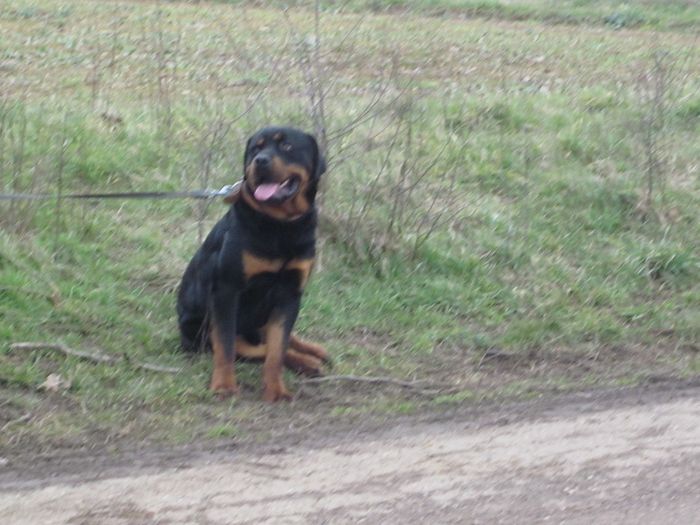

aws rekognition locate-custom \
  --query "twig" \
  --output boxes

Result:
[476,348,517,369]
[10,342,119,364]
[1,413,32,433]
[133,362,181,374]
[300,374,452,395]
[9,342,181,374]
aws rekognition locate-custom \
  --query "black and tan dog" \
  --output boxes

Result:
[177,126,329,401]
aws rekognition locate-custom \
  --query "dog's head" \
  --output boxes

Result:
[237,126,326,221]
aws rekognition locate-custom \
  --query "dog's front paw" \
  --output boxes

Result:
[210,375,240,400]
[212,386,240,401]
[262,381,292,403]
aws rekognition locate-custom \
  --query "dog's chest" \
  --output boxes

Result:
[241,251,314,290]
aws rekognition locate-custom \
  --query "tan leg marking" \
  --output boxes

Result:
[261,321,291,402]
[289,334,329,362]
[235,336,267,359]
[284,348,324,377]
[209,322,239,398]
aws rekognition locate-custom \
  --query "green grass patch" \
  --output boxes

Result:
[210,0,700,30]
[1,0,699,454]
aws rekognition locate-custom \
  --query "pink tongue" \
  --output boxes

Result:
[254,183,281,201]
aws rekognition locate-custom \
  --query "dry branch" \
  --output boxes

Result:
[9,342,181,374]
[301,374,453,395]
[133,362,182,374]
[10,342,119,364]
[0,413,32,433]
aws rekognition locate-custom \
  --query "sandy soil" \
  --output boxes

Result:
[1,382,698,524]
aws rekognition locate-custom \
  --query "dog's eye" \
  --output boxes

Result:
[280,142,293,152]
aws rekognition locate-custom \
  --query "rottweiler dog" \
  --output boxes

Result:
[177,126,329,401]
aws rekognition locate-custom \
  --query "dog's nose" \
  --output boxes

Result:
[254,154,270,167]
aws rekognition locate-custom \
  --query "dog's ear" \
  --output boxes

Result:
[307,133,327,179]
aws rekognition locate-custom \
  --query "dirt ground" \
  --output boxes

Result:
[1,380,698,524]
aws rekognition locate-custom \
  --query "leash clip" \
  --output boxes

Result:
[211,181,242,198]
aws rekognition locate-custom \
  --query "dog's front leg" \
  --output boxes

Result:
[209,285,240,398]
[262,293,301,402]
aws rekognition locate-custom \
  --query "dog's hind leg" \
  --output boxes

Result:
[289,334,330,363]
[284,348,324,377]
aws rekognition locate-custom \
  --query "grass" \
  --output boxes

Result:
[1,0,699,455]
[213,0,700,31]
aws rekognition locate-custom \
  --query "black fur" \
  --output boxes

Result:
[177,127,325,358]
[177,206,318,352]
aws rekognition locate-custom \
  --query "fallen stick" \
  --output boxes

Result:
[301,374,452,395]
[10,342,181,374]
[133,362,182,374]
[10,342,119,364]
[0,413,32,433]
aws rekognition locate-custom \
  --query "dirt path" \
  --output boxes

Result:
[1,384,699,524]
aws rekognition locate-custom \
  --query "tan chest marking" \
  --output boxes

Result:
[241,252,315,290]
[242,251,284,280]
[285,258,315,290]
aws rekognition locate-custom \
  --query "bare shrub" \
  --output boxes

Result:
[0,99,31,230]
[194,112,233,244]
[327,100,463,267]
[633,47,695,222]
[285,3,462,268]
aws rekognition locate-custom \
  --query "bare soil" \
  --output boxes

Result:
[1,379,698,524]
